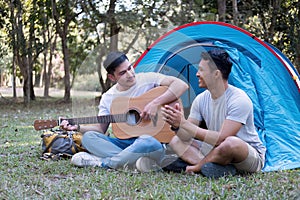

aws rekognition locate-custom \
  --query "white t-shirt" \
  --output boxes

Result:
[189,85,266,156]
[98,72,165,116]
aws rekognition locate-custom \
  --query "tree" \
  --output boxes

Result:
[38,0,55,97]
[5,0,47,104]
[8,0,36,104]
[78,0,167,93]
[51,0,83,102]
[217,0,226,22]
[243,0,299,72]
[1,0,298,104]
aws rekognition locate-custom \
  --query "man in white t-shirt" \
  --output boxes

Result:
[161,48,266,178]
[60,51,188,170]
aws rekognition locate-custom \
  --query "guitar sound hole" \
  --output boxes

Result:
[126,110,141,125]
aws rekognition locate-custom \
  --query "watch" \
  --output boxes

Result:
[170,125,179,132]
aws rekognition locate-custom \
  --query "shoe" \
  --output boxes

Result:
[200,162,236,178]
[136,157,161,172]
[160,154,178,168]
[162,157,188,173]
[71,152,102,167]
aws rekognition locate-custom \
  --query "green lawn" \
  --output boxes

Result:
[0,97,299,199]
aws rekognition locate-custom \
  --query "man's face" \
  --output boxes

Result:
[108,59,136,91]
[196,59,215,89]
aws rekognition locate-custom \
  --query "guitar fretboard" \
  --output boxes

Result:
[62,114,128,125]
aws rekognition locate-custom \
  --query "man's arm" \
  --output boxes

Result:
[60,120,109,134]
[179,118,242,146]
[162,104,242,146]
[78,123,109,134]
[155,75,188,104]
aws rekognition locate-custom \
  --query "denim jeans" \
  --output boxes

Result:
[82,131,165,169]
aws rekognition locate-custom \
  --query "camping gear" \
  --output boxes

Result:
[41,130,86,160]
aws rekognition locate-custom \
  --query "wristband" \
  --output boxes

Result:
[170,125,179,132]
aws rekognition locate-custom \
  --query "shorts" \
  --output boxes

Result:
[233,143,265,172]
[196,140,264,173]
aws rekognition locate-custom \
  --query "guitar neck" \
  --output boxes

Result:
[62,114,127,125]
[33,114,128,131]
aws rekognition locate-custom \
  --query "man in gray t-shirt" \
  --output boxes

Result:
[162,48,266,178]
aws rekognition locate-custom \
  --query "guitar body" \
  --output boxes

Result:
[110,86,178,143]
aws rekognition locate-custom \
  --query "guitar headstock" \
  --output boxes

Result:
[33,119,58,130]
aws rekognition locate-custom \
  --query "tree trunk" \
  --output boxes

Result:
[108,0,120,51]
[22,69,35,103]
[43,49,49,96]
[52,0,78,102]
[20,58,29,104]
[10,0,37,104]
[232,0,238,25]
[61,32,71,102]
[217,0,226,22]
[268,0,282,43]
[12,54,17,98]
[27,2,36,101]
[44,35,56,97]
[9,1,17,98]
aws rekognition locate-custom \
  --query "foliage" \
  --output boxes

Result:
[0,30,12,72]
[0,97,299,199]
[0,0,299,103]
[242,0,299,70]
[73,73,101,91]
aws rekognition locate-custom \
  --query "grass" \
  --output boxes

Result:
[0,96,299,199]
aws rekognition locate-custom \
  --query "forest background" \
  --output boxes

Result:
[0,0,299,104]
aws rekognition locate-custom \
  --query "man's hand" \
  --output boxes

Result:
[161,103,182,128]
[140,101,160,123]
[60,119,79,131]
[186,163,202,173]
[162,103,194,141]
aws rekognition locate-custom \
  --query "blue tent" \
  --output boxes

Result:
[134,21,300,172]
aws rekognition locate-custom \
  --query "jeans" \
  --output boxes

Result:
[82,131,165,169]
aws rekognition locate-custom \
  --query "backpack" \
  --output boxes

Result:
[40,129,86,160]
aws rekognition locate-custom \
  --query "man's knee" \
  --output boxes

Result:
[217,136,238,154]
[169,136,181,150]
[82,131,103,146]
[216,136,243,156]
[133,135,163,153]
[168,136,191,156]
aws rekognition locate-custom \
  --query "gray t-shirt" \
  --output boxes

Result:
[189,85,266,157]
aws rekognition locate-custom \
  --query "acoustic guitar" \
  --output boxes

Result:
[33,86,181,143]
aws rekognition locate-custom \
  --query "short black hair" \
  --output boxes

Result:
[103,51,128,74]
[201,48,232,80]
